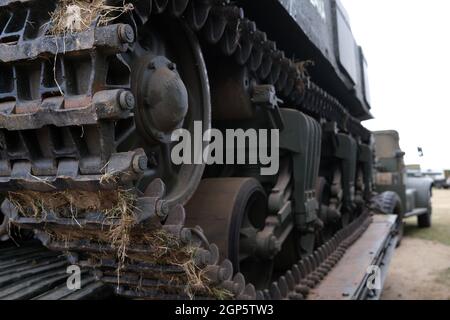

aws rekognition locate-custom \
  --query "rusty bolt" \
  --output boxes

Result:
[118,24,135,43]
[132,154,148,173]
[119,91,135,110]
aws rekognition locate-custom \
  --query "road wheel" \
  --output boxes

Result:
[375,191,404,247]
[418,199,432,228]
[185,178,274,290]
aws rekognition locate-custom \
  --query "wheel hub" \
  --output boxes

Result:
[134,55,189,144]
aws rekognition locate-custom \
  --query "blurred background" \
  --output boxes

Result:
[342,0,449,174]
[341,1,450,299]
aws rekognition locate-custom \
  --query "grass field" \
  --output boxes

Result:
[382,189,450,300]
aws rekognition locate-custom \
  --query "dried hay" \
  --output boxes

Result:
[295,59,315,78]
[7,190,122,218]
[7,187,231,299]
[132,231,232,300]
[48,0,134,35]
[106,190,137,284]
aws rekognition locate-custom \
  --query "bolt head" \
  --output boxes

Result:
[119,91,135,110]
[132,154,148,173]
[118,24,135,43]
[138,156,148,171]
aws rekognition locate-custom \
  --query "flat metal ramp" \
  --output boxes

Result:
[309,215,398,300]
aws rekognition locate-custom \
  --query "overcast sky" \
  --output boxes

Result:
[341,0,450,171]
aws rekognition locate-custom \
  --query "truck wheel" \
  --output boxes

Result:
[418,200,432,228]
[375,191,404,247]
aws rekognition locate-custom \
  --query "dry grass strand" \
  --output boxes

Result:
[49,0,134,35]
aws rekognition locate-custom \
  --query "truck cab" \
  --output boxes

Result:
[373,131,433,229]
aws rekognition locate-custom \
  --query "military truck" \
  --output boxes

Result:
[373,131,433,243]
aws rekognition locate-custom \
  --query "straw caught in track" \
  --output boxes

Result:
[7,188,232,299]
[48,0,134,35]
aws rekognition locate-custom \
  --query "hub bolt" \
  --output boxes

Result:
[118,24,135,43]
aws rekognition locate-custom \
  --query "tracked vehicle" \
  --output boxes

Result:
[0,0,398,300]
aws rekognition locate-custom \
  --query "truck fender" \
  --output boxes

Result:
[406,176,433,209]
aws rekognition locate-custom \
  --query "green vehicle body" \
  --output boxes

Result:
[373,131,433,227]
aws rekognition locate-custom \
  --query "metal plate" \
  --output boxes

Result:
[308,214,397,300]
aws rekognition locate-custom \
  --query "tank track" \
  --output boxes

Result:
[0,0,374,300]
[99,211,373,300]
[0,241,111,299]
